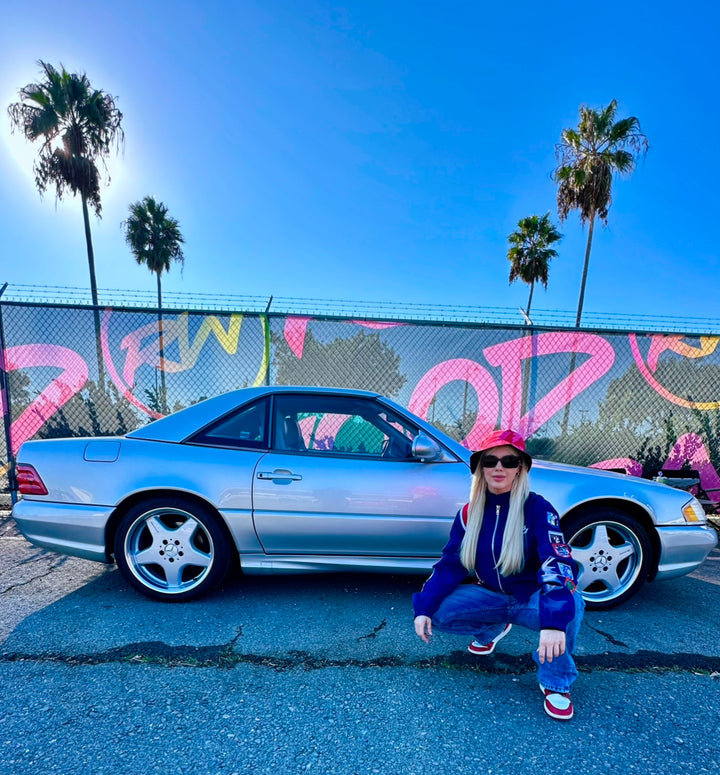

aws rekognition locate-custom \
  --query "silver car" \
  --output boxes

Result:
[11,386,717,608]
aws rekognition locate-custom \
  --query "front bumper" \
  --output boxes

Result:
[12,499,114,563]
[655,524,718,580]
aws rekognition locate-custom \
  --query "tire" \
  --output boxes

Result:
[114,497,233,602]
[564,509,652,610]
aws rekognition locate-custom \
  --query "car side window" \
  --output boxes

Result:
[190,399,269,449]
[273,395,419,460]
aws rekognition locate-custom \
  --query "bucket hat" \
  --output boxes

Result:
[469,429,532,473]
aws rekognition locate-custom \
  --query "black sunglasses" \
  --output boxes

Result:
[480,454,522,469]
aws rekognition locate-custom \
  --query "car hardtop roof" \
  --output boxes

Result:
[126,385,383,443]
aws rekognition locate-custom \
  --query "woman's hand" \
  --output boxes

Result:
[414,615,433,643]
[537,629,566,663]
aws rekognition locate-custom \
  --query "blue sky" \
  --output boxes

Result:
[1,0,718,324]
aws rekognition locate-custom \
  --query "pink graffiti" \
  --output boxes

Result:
[590,435,720,503]
[629,334,720,410]
[409,359,500,448]
[101,310,163,419]
[590,458,643,477]
[284,317,312,359]
[351,321,405,330]
[484,332,616,437]
[664,433,720,498]
[4,344,88,454]
[283,317,405,360]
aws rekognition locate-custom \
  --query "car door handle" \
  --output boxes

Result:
[257,470,303,481]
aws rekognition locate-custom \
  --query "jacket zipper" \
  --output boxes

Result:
[491,503,506,592]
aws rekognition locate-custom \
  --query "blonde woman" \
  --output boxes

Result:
[413,429,584,720]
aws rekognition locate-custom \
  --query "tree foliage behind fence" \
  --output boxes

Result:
[2,300,720,501]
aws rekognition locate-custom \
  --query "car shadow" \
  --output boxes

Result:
[3,550,720,665]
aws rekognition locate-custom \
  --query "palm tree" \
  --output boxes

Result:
[7,61,124,384]
[122,196,185,414]
[506,213,562,416]
[554,99,648,326]
[507,213,563,318]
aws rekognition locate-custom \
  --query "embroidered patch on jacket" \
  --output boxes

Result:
[547,511,559,527]
[539,557,560,588]
[553,544,571,558]
[558,562,574,580]
[549,531,564,545]
[564,578,577,593]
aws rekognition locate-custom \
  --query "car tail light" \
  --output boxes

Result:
[16,464,48,495]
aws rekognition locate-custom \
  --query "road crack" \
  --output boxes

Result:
[2,643,719,675]
[583,623,630,648]
[357,619,387,641]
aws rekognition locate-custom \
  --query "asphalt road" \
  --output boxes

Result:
[1,511,719,775]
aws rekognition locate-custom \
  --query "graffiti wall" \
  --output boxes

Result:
[2,301,720,502]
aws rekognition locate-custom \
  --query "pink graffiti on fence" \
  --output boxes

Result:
[284,317,312,359]
[630,334,720,410]
[408,359,500,448]
[646,335,718,371]
[100,310,164,419]
[590,435,720,503]
[409,334,616,447]
[283,316,405,359]
[484,332,616,437]
[590,459,644,477]
[350,321,405,330]
[665,433,720,496]
[4,344,88,454]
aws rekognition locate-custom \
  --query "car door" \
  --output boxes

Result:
[252,393,468,557]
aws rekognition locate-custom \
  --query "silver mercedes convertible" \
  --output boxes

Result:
[12,386,717,608]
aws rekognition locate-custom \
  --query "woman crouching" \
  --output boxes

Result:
[413,429,584,720]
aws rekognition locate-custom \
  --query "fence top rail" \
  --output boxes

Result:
[1,283,719,336]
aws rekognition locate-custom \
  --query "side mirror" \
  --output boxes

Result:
[412,434,443,462]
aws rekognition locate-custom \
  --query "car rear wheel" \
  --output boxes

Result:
[114,497,232,602]
[564,509,652,610]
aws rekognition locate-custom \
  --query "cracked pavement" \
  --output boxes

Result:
[2,510,720,774]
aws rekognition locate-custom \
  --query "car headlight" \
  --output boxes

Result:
[682,497,706,523]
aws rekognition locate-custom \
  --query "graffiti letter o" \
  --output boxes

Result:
[408,359,499,448]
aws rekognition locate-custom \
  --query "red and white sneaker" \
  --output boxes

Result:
[540,685,574,720]
[467,623,512,655]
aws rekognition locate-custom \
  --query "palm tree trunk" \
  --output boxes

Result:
[81,193,105,389]
[521,281,535,415]
[561,212,596,436]
[575,213,596,327]
[156,272,167,414]
[526,280,535,318]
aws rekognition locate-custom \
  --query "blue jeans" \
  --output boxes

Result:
[431,584,584,693]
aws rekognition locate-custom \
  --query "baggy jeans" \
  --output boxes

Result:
[431,584,585,693]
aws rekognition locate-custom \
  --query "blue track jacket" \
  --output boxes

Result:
[413,490,579,631]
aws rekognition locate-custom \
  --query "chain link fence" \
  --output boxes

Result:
[3,297,720,504]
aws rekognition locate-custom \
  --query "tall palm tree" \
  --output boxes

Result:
[122,196,185,414]
[8,61,124,384]
[507,213,563,318]
[554,99,648,326]
[507,213,562,416]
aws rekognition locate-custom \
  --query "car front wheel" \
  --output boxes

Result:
[114,497,232,602]
[564,509,652,610]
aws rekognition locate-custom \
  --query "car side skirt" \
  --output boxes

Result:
[238,554,437,575]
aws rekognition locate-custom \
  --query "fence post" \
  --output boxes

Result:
[0,284,17,506]
[264,296,273,386]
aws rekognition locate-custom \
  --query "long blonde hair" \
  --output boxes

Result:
[460,465,530,576]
